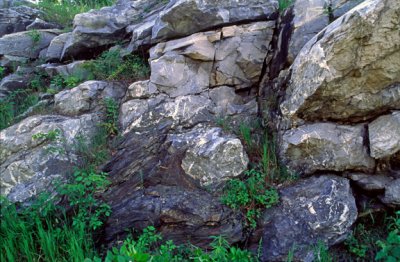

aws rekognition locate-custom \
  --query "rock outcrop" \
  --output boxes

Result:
[256,175,357,261]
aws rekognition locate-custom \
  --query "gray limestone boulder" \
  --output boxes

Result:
[171,127,249,189]
[40,60,89,79]
[54,81,126,116]
[0,114,100,202]
[61,0,166,58]
[381,178,400,207]
[45,32,71,61]
[258,175,357,261]
[149,21,275,96]
[0,6,40,37]
[288,0,364,63]
[281,0,400,124]
[0,29,61,59]
[151,0,278,41]
[104,185,244,248]
[369,111,400,159]
[0,67,34,99]
[280,123,375,174]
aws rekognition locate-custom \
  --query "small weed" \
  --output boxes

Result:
[375,211,400,261]
[221,169,279,228]
[345,224,369,258]
[101,97,119,137]
[83,49,150,82]
[27,29,41,46]
[278,0,294,13]
[0,66,5,79]
[313,241,333,262]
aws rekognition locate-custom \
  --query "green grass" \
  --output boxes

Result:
[36,0,115,29]
[0,90,39,130]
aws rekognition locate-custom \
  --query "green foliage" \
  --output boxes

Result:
[278,0,294,12]
[344,224,369,258]
[312,241,333,262]
[32,128,62,141]
[101,97,119,137]
[37,0,115,28]
[83,49,150,82]
[0,66,5,79]
[50,73,84,90]
[221,169,279,228]
[27,29,41,46]
[375,211,400,262]
[0,90,39,130]
[94,227,255,262]
[59,167,111,230]
[0,195,97,262]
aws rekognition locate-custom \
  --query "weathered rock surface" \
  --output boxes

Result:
[288,0,364,63]
[281,0,400,124]
[62,0,166,58]
[0,5,40,37]
[0,114,100,202]
[0,67,34,99]
[150,21,275,95]
[369,111,400,159]
[280,123,375,174]
[381,178,400,207]
[152,0,278,41]
[257,175,357,261]
[174,127,249,188]
[54,81,126,116]
[0,29,61,59]
[104,185,244,248]
[40,60,89,78]
[348,173,393,192]
[45,32,71,61]
[26,18,61,31]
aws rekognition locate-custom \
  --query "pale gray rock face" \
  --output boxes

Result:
[369,111,400,159]
[0,114,99,202]
[45,32,71,61]
[152,0,278,41]
[150,21,275,95]
[0,29,61,59]
[281,0,400,124]
[259,175,357,261]
[26,18,61,30]
[381,178,400,207]
[170,127,249,188]
[280,123,375,174]
[288,0,364,63]
[62,0,165,58]
[0,67,34,99]
[348,173,393,192]
[40,60,89,78]
[0,6,40,37]
[124,80,158,100]
[54,81,126,116]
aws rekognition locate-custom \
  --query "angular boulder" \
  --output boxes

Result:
[173,127,249,188]
[104,185,244,248]
[369,111,400,159]
[0,6,40,37]
[258,175,357,261]
[54,81,126,116]
[0,67,34,99]
[288,0,364,63]
[0,29,61,59]
[0,114,100,202]
[281,0,400,124]
[152,0,278,41]
[280,122,375,174]
[381,178,400,207]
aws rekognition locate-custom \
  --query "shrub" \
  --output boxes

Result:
[375,211,400,261]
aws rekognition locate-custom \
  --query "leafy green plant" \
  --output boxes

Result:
[345,224,369,258]
[95,226,255,262]
[375,211,400,261]
[101,97,119,137]
[278,0,294,12]
[221,169,279,228]
[0,66,5,79]
[27,29,41,46]
[83,49,150,82]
